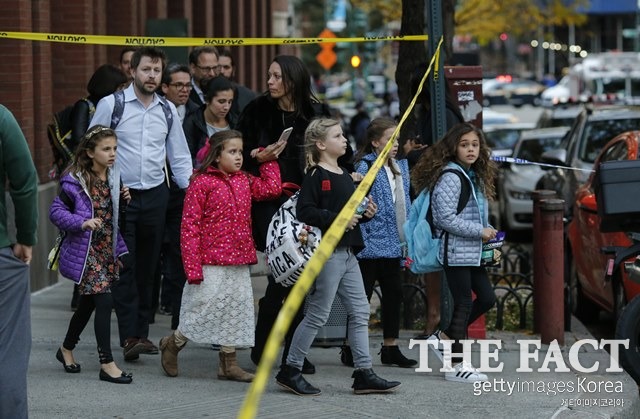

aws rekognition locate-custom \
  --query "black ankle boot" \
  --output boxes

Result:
[276,365,321,396]
[340,345,354,367]
[302,358,316,375]
[351,368,401,394]
[380,345,418,368]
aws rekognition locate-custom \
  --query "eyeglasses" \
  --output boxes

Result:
[168,82,192,91]
[196,65,219,74]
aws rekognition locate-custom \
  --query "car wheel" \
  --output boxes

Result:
[615,294,640,384]
[568,257,599,323]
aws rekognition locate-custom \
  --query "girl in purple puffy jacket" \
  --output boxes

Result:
[49,125,132,384]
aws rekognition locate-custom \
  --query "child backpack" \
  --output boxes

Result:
[403,169,471,274]
[47,98,95,179]
[265,166,329,287]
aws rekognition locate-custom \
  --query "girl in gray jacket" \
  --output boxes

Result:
[411,122,497,383]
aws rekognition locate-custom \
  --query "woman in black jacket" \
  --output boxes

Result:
[238,55,353,373]
[182,76,235,166]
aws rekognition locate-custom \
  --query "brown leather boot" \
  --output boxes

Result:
[159,334,184,377]
[218,351,254,382]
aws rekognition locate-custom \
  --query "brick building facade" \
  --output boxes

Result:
[0,0,291,290]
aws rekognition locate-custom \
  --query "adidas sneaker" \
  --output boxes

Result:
[444,361,488,383]
[426,330,445,363]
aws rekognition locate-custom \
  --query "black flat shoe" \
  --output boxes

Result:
[56,348,81,373]
[99,369,133,384]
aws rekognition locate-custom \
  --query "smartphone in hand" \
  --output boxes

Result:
[278,127,294,143]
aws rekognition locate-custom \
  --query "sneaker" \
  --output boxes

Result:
[426,330,445,363]
[139,338,159,355]
[444,361,488,383]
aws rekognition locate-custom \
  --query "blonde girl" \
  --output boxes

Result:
[275,117,401,396]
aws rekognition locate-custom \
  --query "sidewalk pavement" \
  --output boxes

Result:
[28,278,639,419]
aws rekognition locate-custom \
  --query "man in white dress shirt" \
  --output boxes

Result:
[89,47,193,361]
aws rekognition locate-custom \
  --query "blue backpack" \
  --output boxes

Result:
[403,169,471,274]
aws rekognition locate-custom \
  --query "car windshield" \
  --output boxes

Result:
[485,129,521,149]
[516,137,564,162]
[580,118,640,163]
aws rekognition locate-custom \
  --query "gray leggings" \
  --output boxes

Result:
[287,248,372,370]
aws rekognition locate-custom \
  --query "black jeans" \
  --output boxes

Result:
[163,187,187,330]
[114,183,169,345]
[359,258,402,340]
[150,185,186,329]
[252,275,306,366]
[63,293,114,364]
[443,265,496,362]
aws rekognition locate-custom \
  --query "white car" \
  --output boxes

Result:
[497,127,569,230]
[541,75,571,107]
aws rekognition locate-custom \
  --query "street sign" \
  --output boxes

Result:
[317,48,337,70]
[317,28,337,70]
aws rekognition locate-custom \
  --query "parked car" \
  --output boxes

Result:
[507,79,546,107]
[541,75,571,107]
[566,130,640,382]
[537,105,640,219]
[484,122,535,158]
[483,77,545,107]
[535,105,583,129]
[483,77,512,107]
[497,127,569,231]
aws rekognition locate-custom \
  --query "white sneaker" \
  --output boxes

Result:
[426,330,444,363]
[444,361,488,383]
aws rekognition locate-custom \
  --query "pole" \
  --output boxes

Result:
[427,0,445,143]
[532,190,557,333]
[534,198,565,345]
[426,0,451,332]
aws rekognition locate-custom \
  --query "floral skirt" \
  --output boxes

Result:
[179,265,254,346]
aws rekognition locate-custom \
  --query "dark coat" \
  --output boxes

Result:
[237,94,334,250]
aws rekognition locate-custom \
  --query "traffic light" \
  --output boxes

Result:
[351,55,361,68]
[500,33,508,41]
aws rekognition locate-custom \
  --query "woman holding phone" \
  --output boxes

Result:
[238,55,352,373]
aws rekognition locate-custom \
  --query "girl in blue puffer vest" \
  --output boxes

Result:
[354,117,416,368]
[49,125,131,384]
[411,122,498,384]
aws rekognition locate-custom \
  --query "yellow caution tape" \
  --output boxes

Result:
[237,36,444,419]
[0,31,427,46]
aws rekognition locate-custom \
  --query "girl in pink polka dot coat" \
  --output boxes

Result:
[159,129,281,382]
